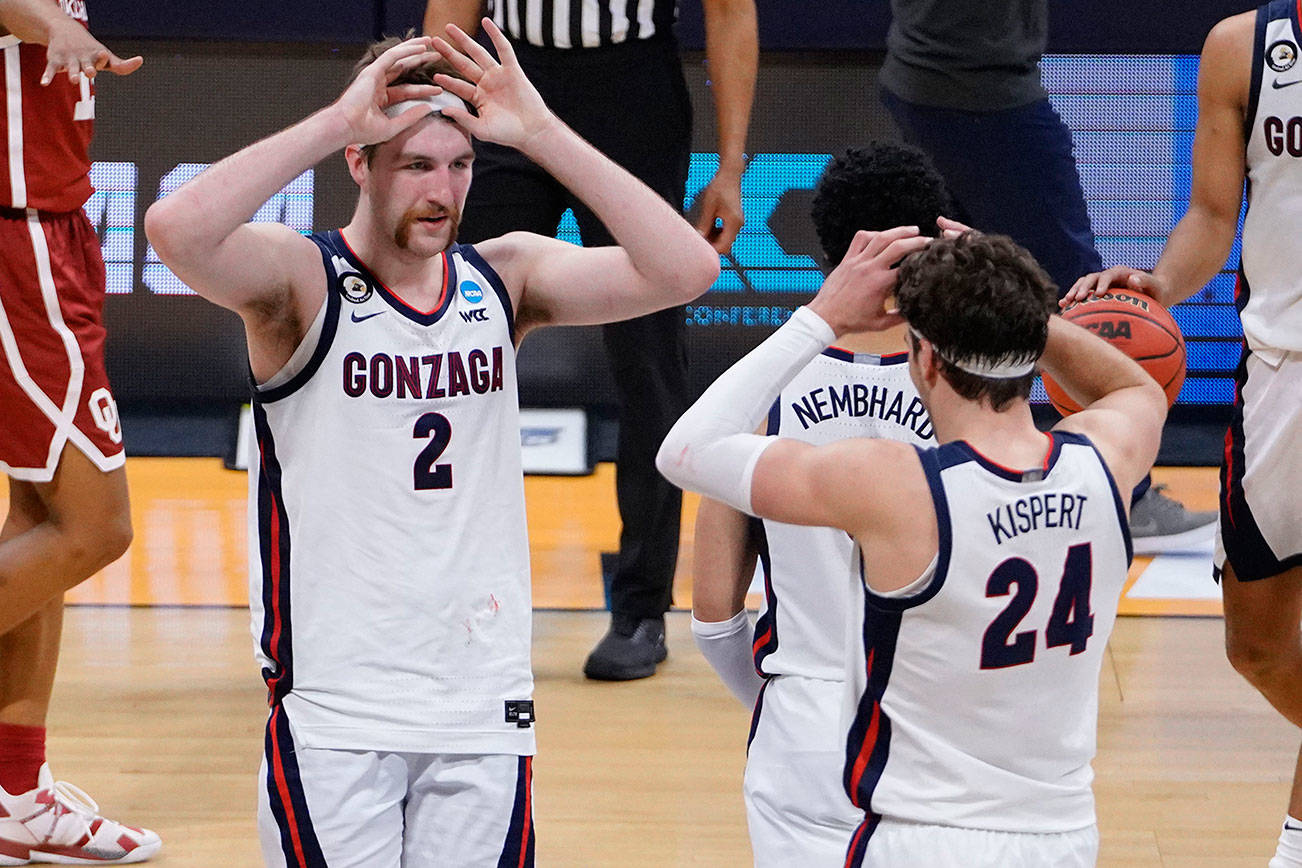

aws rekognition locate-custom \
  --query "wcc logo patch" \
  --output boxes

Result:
[1269,39,1298,72]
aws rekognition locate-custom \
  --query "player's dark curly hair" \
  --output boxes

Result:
[896,232,1058,411]
[348,31,471,166]
[811,142,953,265]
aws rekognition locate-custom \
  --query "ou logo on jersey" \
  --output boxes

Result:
[88,388,123,444]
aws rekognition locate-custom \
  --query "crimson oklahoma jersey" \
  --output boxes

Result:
[1,0,94,211]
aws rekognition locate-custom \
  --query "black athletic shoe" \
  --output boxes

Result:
[583,614,668,681]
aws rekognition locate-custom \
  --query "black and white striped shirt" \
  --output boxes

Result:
[487,0,677,48]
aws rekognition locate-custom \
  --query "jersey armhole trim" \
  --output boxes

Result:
[251,235,342,404]
[864,445,952,612]
[1070,434,1135,564]
[457,242,516,344]
[1246,3,1270,141]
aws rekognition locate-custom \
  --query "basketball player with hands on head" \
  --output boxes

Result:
[145,21,718,867]
[0,0,158,863]
[691,142,947,865]
[660,225,1167,866]
[1066,6,1302,864]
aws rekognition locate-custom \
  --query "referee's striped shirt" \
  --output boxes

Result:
[487,0,677,48]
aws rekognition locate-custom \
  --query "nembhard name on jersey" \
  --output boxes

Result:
[789,383,933,438]
[342,348,505,399]
[986,492,1088,545]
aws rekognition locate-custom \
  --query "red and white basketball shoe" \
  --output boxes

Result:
[0,765,160,864]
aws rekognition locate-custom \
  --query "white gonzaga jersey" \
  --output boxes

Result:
[249,231,535,756]
[753,348,934,681]
[844,433,1131,837]
[1241,0,1302,361]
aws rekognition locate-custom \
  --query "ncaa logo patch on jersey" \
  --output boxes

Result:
[341,274,373,304]
[459,280,485,304]
[1269,39,1298,72]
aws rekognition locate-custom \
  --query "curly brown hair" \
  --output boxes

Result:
[896,232,1057,411]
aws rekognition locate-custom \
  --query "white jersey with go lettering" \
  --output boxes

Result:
[1241,0,1302,361]
[753,347,934,681]
[844,433,1131,842]
[248,230,535,757]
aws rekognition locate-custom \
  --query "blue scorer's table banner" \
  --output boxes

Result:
[89,48,1238,409]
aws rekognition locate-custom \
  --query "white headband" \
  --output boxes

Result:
[382,92,470,119]
[910,327,1038,379]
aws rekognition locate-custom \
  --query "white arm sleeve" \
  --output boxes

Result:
[691,611,765,707]
[656,306,836,514]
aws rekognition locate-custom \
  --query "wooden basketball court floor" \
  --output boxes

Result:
[5,460,1298,866]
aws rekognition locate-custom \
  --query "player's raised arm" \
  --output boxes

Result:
[431,20,719,333]
[1039,316,1167,498]
[657,228,926,522]
[1062,13,1252,309]
[144,37,442,321]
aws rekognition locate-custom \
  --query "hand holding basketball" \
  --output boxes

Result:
[1062,265,1170,308]
[1043,291,1187,415]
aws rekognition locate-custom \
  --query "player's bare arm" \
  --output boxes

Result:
[145,37,442,379]
[433,21,719,335]
[659,228,937,592]
[690,496,767,705]
[693,497,757,623]
[0,0,142,84]
[422,0,486,40]
[694,0,757,253]
[1040,317,1167,498]
[1062,12,1252,309]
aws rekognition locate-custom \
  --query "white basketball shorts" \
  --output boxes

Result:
[1217,345,1302,582]
[847,818,1098,867]
[745,675,863,866]
[258,706,534,867]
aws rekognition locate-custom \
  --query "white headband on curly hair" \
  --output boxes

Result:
[909,327,1038,379]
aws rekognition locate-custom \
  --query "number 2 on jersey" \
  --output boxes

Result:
[980,543,1094,669]
[413,412,452,490]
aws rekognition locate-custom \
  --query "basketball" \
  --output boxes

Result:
[1043,291,1186,415]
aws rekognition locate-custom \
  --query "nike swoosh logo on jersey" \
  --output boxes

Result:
[1272,77,1302,89]
[351,310,385,323]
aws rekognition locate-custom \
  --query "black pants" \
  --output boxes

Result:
[458,37,693,619]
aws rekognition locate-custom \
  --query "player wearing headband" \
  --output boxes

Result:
[659,228,1166,866]
[145,24,718,866]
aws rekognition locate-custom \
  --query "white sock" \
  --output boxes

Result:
[1269,815,1302,868]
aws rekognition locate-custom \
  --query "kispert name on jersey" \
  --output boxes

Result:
[248,231,536,757]
[845,433,1132,836]
[1240,0,1302,360]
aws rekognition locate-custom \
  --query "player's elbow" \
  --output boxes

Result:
[1133,380,1170,462]
[144,199,186,269]
[655,425,696,493]
[670,242,721,304]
